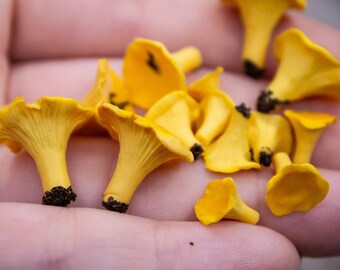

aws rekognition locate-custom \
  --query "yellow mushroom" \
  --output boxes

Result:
[145,91,203,160]
[0,97,93,206]
[122,38,202,109]
[257,28,340,113]
[81,58,133,111]
[96,103,194,212]
[195,177,260,225]
[266,152,329,216]
[204,103,261,173]
[248,111,293,167]
[221,0,306,79]
[284,109,336,164]
[187,67,224,101]
[186,67,234,145]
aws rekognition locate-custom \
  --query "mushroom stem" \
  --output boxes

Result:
[225,191,260,224]
[292,129,323,164]
[171,46,202,73]
[273,152,291,173]
[34,148,71,192]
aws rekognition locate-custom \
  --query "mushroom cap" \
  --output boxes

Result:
[122,38,186,109]
[195,178,237,225]
[0,96,93,154]
[274,28,340,66]
[187,67,224,101]
[221,0,306,10]
[96,103,194,162]
[81,58,133,111]
[284,109,336,130]
[266,163,329,216]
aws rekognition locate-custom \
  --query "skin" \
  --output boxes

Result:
[1,0,340,269]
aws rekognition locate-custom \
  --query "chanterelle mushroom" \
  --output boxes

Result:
[0,97,93,206]
[248,111,293,167]
[96,103,194,213]
[195,177,260,225]
[145,91,204,160]
[257,28,340,113]
[266,152,329,216]
[284,109,336,164]
[221,0,306,79]
[123,38,202,109]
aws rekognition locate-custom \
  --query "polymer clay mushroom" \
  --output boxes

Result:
[96,103,194,213]
[195,177,260,225]
[123,38,202,109]
[145,91,204,160]
[187,67,234,145]
[248,111,293,167]
[204,102,261,173]
[284,109,336,164]
[266,152,329,216]
[257,28,340,113]
[0,97,93,206]
[221,0,306,79]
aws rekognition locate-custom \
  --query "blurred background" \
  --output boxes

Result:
[301,1,340,269]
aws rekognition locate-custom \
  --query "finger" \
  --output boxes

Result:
[8,61,340,170]
[10,0,340,73]
[1,136,340,257]
[0,202,300,270]
[0,0,12,105]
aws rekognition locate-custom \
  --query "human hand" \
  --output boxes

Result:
[1,0,340,269]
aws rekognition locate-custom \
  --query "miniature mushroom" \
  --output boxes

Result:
[187,67,234,145]
[284,109,336,164]
[195,177,260,225]
[248,111,293,167]
[257,28,340,113]
[81,58,133,111]
[0,97,93,206]
[265,152,329,216]
[123,38,202,109]
[96,103,194,213]
[79,59,133,136]
[204,103,261,173]
[145,91,204,160]
[221,0,306,79]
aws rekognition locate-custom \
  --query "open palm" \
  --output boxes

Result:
[1,1,340,269]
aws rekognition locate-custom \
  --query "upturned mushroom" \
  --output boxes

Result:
[257,28,340,113]
[221,0,306,79]
[96,103,194,213]
[284,109,336,164]
[187,67,234,145]
[248,111,293,167]
[145,91,203,160]
[204,103,261,173]
[81,58,133,111]
[195,177,260,225]
[265,152,329,216]
[123,38,202,109]
[0,97,93,206]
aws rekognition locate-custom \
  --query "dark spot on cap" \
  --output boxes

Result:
[147,51,161,74]
[42,186,77,207]
[236,103,252,118]
[190,242,194,246]
[259,147,273,167]
[244,59,265,79]
[249,148,255,161]
[102,196,129,213]
[256,90,290,113]
[108,93,129,109]
[190,143,204,160]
